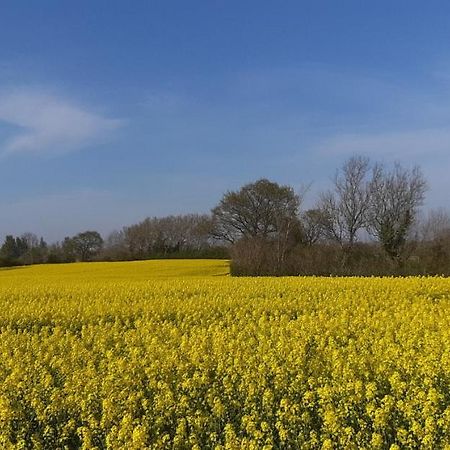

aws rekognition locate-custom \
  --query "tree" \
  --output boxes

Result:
[416,208,450,275]
[0,235,29,264]
[212,178,302,273]
[19,233,48,265]
[318,156,370,248]
[60,237,77,262]
[72,231,104,261]
[420,208,450,242]
[123,214,215,259]
[211,178,300,244]
[366,163,427,263]
[102,230,130,261]
[300,209,325,246]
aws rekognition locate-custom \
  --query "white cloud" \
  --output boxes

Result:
[316,128,450,160]
[0,89,122,157]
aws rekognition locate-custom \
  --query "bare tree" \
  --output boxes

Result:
[20,233,48,265]
[124,218,161,258]
[417,208,450,275]
[123,214,214,258]
[366,163,427,262]
[21,233,40,249]
[419,208,450,241]
[102,230,130,260]
[158,214,214,252]
[318,156,370,247]
[300,209,324,246]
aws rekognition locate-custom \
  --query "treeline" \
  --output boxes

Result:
[0,215,226,267]
[220,157,450,276]
[1,155,450,275]
[103,215,226,260]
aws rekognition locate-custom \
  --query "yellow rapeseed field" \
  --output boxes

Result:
[0,260,450,449]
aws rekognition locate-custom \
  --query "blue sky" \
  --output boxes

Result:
[1,1,450,241]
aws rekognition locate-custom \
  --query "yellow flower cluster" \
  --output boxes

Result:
[0,261,449,449]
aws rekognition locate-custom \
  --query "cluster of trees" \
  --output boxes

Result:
[1,155,449,275]
[0,215,225,266]
[0,231,104,266]
[102,214,225,260]
[0,233,48,266]
[219,157,450,276]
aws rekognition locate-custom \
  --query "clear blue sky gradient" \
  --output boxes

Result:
[1,1,450,240]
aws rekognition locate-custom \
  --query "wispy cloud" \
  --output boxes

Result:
[315,128,450,160]
[0,89,122,157]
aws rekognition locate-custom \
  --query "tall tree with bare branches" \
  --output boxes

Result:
[366,163,427,263]
[318,156,371,248]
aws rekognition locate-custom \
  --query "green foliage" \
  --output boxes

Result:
[0,235,28,266]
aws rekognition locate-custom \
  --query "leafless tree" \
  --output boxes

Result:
[318,156,370,247]
[19,233,47,264]
[419,208,450,241]
[366,163,427,262]
[300,209,324,246]
[21,232,40,249]
[123,214,214,258]
[102,230,130,260]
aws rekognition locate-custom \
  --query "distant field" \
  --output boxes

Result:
[0,261,450,448]
[0,259,230,283]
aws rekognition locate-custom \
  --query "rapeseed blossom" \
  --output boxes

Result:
[0,261,449,448]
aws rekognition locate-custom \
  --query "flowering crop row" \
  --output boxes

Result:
[0,262,449,449]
